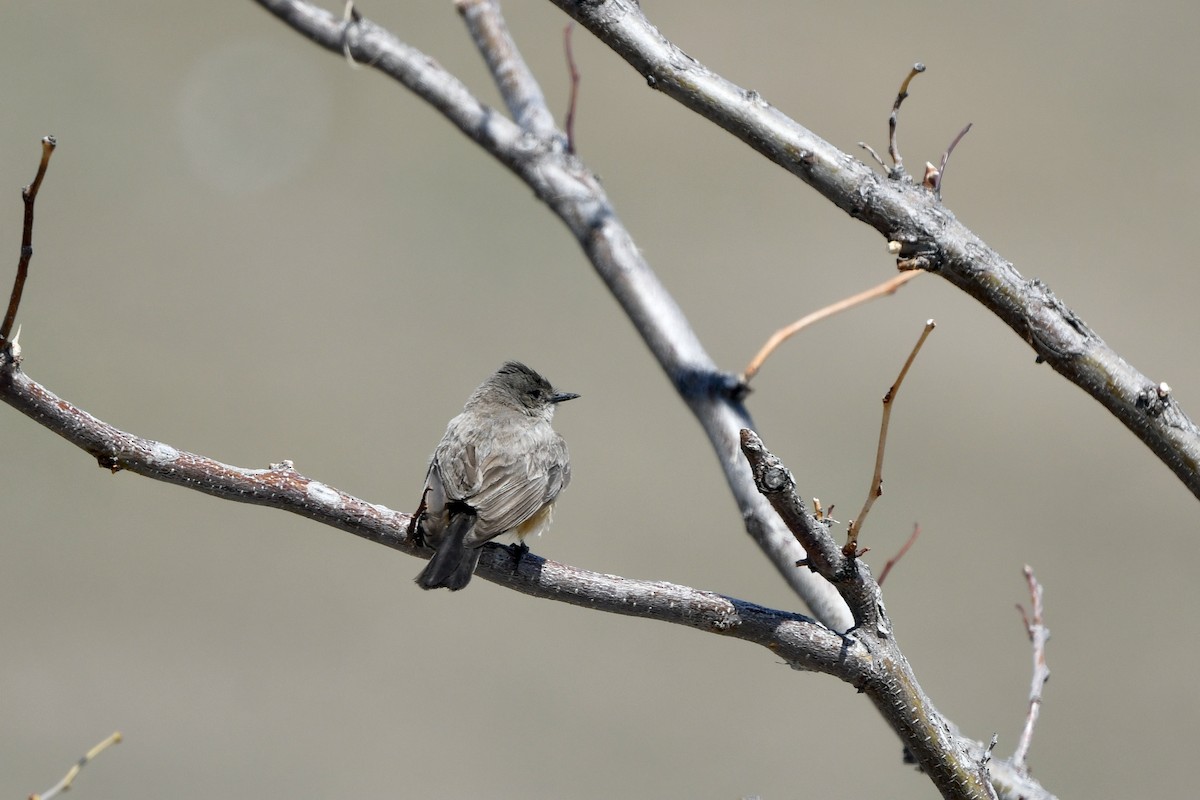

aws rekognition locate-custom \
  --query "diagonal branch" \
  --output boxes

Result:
[548,0,1200,502]
[887,62,925,177]
[847,319,936,550]
[456,0,561,141]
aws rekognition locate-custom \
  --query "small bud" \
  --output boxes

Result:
[922,162,939,189]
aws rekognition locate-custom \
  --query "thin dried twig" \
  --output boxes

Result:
[30,731,122,800]
[1013,565,1050,773]
[2,135,56,343]
[846,319,936,551]
[741,270,922,384]
[876,522,921,586]
[887,63,925,176]
[563,22,580,154]
[857,141,886,169]
[934,122,973,199]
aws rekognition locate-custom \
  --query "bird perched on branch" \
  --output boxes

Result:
[414,361,577,591]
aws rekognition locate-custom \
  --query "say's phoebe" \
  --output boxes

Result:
[414,361,577,591]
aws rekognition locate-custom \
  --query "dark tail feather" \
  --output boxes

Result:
[415,512,480,591]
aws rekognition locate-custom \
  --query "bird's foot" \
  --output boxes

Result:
[508,540,530,575]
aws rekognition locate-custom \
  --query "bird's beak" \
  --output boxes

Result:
[550,391,580,404]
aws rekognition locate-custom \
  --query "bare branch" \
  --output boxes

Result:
[877,522,921,586]
[741,270,922,384]
[549,0,1200,502]
[935,122,974,199]
[887,63,925,177]
[847,320,936,550]
[0,365,412,547]
[2,135,55,343]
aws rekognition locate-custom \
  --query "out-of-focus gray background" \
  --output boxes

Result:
[3,3,1197,798]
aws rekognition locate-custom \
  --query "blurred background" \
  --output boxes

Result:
[3,2,1197,798]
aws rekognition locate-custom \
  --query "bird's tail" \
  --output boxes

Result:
[415,511,482,591]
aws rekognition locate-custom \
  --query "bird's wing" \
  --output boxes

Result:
[434,415,569,544]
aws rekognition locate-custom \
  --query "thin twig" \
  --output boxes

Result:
[30,731,122,800]
[887,63,925,176]
[1013,565,1050,773]
[846,319,936,551]
[2,136,56,343]
[563,22,580,154]
[741,270,922,383]
[935,122,973,199]
[876,522,921,586]
[858,141,885,169]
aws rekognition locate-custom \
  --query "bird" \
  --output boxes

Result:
[414,361,577,590]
